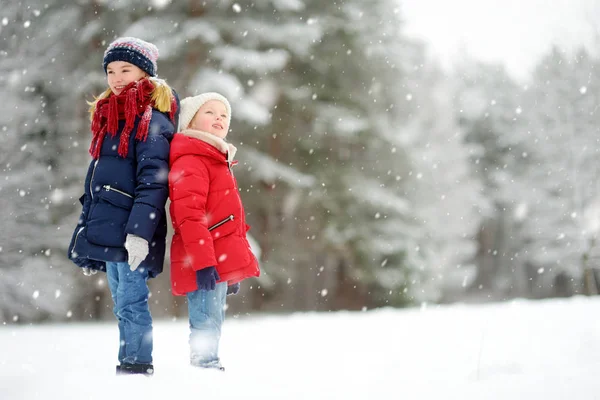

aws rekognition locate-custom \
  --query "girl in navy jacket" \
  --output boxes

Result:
[67,37,178,376]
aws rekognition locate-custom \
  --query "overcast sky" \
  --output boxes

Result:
[401,0,600,80]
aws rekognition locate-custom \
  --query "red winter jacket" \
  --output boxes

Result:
[168,129,260,296]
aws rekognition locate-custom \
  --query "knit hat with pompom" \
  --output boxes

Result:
[103,37,159,77]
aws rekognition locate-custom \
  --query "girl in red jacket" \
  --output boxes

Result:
[168,92,260,370]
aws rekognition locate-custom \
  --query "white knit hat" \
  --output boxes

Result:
[178,92,232,132]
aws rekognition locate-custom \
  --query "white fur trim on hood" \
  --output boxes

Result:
[178,92,232,132]
[182,129,237,162]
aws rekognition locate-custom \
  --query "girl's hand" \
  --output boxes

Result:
[196,267,220,291]
[227,283,240,295]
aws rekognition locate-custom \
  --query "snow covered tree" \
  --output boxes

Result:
[2,0,491,320]
[456,47,600,300]
[454,61,535,299]
[123,0,432,310]
[402,64,486,302]
[0,0,89,322]
[513,47,600,296]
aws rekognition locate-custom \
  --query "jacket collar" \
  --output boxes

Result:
[181,129,237,162]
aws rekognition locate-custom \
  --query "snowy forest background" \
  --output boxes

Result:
[2,0,600,324]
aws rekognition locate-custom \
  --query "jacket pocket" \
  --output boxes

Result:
[98,185,133,208]
[86,186,134,247]
[209,215,234,231]
[209,214,235,239]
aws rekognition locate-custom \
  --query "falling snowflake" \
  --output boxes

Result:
[155,167,168,182]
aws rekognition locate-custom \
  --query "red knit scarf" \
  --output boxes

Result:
[88,78,176,159]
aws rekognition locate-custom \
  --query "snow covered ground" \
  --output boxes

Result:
[1,297,600,399]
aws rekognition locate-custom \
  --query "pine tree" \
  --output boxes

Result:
[515,47,600,296]
[403,64,485,302]
[2,0,490,320]
[0,0,91,322]
[455,61,533,299]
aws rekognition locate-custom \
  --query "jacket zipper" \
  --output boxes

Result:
[71,226,84,255]
[227,163,245,234]
[209,215,234,231]
[90,160,99,200]
[103,185,133,198]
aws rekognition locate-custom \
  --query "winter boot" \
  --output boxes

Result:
[116,363,154,376]
[191,359,225,371]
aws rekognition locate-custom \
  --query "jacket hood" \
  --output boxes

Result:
[170,129,237,166]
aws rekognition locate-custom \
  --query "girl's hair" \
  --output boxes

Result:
[88,77,174,120]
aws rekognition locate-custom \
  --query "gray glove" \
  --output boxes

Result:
[124,234,149,271]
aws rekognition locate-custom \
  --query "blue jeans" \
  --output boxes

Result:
[187,282,227,365]
[106,261,153,365]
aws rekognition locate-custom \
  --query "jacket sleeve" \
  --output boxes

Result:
[66,194,87,258]
[67,159,93,259]
[169,155,217,270]
[77,160,94,222]
[67,161,104,271]
[125,119,173,242]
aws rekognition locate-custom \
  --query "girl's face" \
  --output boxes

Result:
[106,61,147,95]
[189,100,229,139]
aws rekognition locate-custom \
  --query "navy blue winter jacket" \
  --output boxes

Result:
[67,104,177,277]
